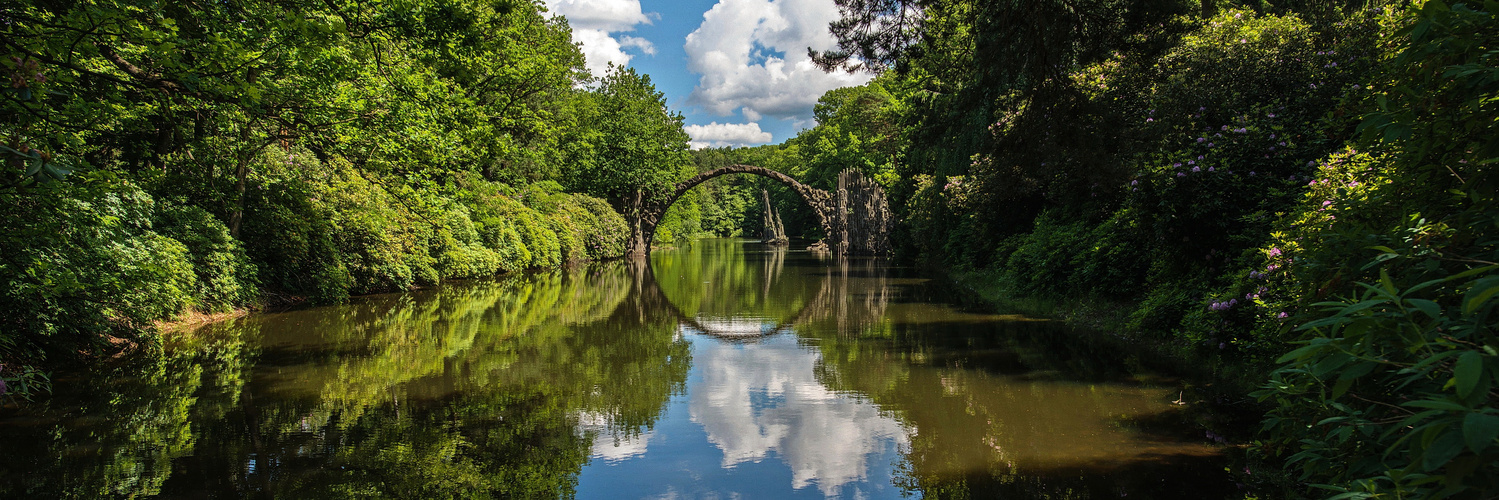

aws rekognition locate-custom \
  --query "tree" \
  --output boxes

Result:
[564,65,692,206]
[562,65,692,254]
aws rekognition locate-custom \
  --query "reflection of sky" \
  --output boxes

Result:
[575,332,909,499]
[578,411,656,464]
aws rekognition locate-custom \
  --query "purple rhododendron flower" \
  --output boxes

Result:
[1277,312,1289,318]
[1208,166,1215,172]
[1192,166,1201,172]
[1131,180,1139,186]
[1177,172,1186,177]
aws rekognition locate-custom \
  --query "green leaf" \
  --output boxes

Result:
[1455,351,1483,398]
[1463,279,1499,314]
[1445,265,1498,282]
[1406,299,1443,319]
[1405,277,1448,295]
[1338,361,1378,381]
[1404,399,1468,411]
[1423,430,1464,471]
[1277,342,1328,363]
[1332,377,1356,399]
[1463,412,1499,453]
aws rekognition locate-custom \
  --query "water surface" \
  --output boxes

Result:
[0,238,1233,498]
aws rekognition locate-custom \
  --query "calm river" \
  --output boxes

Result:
[0,238,1235,498]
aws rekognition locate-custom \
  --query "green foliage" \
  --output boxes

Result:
[0,175,196,362]
[791,81,905,189]
[1249,2,1499,497]
[0,0,689,390]
[820,0,1496,493]
[564,66,693,206]
[241,174,354,303]
[153,203,259,311]
[530,186,630,262]
[1257,262,1499,498]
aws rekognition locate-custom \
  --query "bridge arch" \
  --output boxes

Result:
[623,165,889,256]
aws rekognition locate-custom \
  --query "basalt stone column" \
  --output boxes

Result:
[837,169,892,255]
[760,189,788,246]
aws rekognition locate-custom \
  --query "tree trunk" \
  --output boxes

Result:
[229,151,248,238]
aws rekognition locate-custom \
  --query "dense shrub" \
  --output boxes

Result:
[1251,2,1499,497]
[241,176,353,303]
[153,203,259,311]
[0,175,196,364]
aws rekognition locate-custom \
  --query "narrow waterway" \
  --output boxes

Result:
[0,238,1235,498]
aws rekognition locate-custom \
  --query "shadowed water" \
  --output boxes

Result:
[0,238,1234,499]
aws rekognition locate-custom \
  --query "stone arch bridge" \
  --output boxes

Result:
[623,164,891,256]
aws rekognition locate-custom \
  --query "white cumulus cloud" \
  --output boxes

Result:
[685,0,871,128]
[543,0,656,77]
[685,122,775,149]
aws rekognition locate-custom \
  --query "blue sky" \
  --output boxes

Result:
[541,0,871,148]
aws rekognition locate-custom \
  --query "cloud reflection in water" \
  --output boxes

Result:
[689,330,908,496]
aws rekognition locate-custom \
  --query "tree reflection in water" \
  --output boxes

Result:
[1,238,1235,499]
[0,263,691,498]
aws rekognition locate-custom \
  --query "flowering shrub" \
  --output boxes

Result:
[1250,2,1499,497]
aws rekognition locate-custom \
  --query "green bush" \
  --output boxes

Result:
[999,213,1092,297]
[433,204,504,279]
[0,174,196,364]
[1252,2,1499,496]
[241,176,352,303]
[153,203,259,311]
[552,194,628,260]
[1257,258,1499,498]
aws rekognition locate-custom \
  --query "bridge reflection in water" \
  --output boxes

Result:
[0,238,1235,499]
[578,238,1233,499]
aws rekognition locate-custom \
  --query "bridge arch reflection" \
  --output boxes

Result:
[615,240,894,341]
